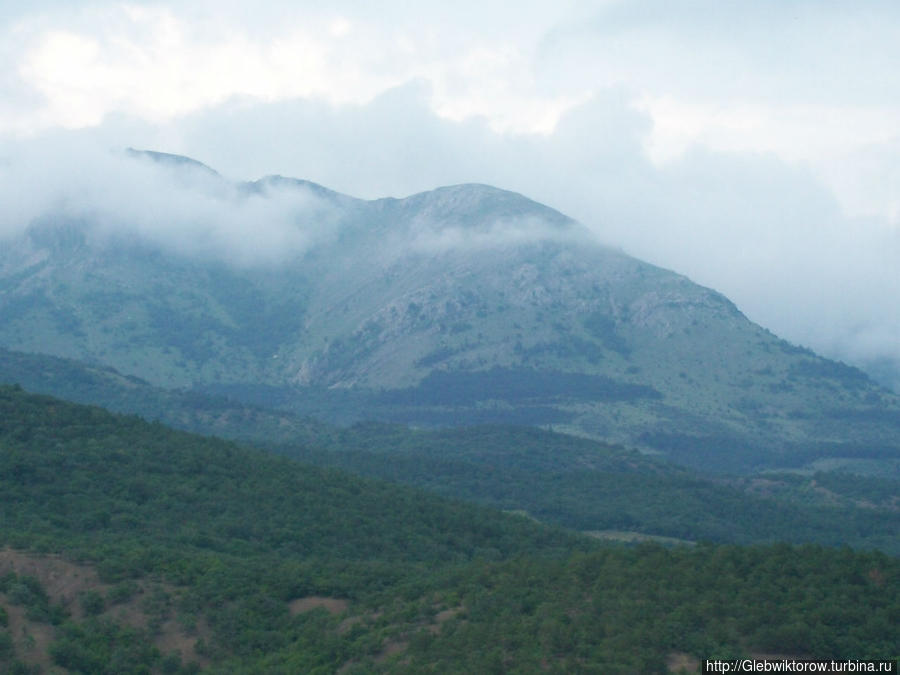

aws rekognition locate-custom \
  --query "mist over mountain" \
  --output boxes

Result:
[2,149,900,474]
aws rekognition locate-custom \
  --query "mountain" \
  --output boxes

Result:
[2,151,900,473]
[1,385,897,672]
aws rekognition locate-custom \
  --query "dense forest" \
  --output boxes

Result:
[279,423,900,553]
[1,385,898,672]
[3,348,897,554]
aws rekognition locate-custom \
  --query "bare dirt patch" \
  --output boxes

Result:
[154,616,212,667]
[3,602,57,672]
[428,606,463,635]
[585,530,695,546]
[337,609,382,636]
[0,548,208,669]
[374,639,409,663]
[289,596,349,616]
[0,547,109,619]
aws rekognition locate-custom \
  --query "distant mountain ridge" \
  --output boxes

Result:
[2,150,900,473]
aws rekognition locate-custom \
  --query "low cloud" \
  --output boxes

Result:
[0,136,341,266]
[406,216,587,256]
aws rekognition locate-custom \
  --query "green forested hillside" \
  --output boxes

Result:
[0,386,579,569]
[279,423,900,553]
[3,347,897,553]
[0,385,898,673]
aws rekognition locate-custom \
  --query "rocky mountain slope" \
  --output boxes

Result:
[2,151,899,473]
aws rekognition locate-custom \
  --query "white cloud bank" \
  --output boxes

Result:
[0,138,341,266]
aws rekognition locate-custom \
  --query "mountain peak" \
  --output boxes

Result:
[242,175,362,207]
[377,183,576,231]
[125,148,221,177]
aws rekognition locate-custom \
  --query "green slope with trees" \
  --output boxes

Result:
[277,423,900,553]
[1,385,898,672]
[2,347,897,553]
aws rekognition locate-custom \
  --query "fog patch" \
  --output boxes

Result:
[406,215,588,255]
[0,136,342,266]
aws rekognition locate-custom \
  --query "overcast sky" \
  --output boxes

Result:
[1,0,899,387]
